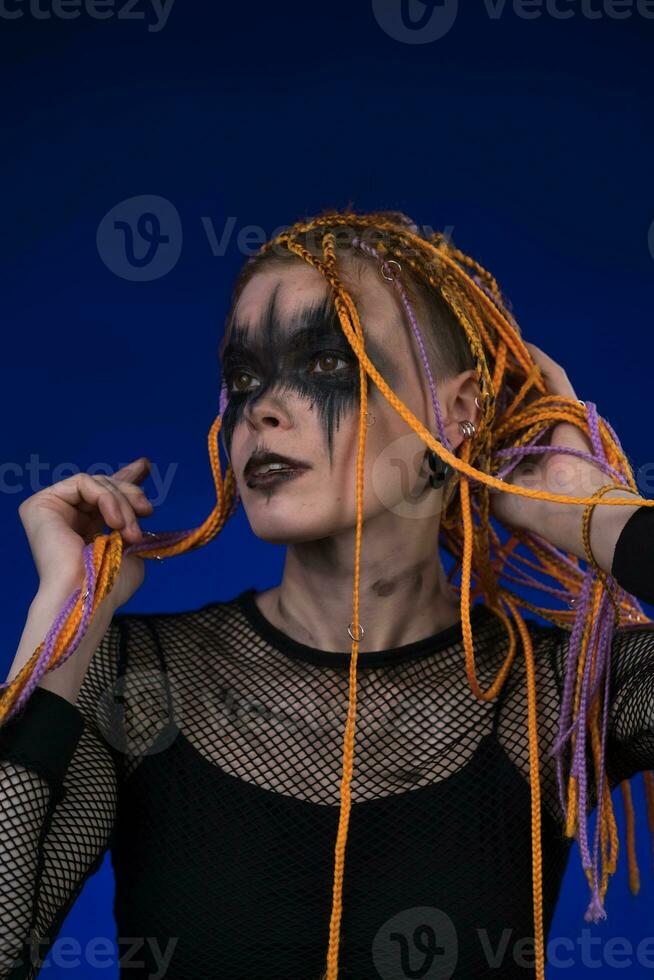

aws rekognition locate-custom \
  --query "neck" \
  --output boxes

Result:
[255,510,462,653]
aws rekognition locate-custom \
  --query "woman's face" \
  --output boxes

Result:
[219,259,473,544]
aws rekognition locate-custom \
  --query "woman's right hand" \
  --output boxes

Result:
[18,457,155,611]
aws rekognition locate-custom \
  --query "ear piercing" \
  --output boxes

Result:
[426,419,476,488]
[427,451,449,488]
[458,420,476,440]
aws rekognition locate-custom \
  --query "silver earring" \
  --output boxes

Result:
[365,411,376,426]
[459,420,476,439]
[474,395,482,410]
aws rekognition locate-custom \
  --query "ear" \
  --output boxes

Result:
[442,370,482,450]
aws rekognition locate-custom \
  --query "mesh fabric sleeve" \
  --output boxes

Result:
[605,622,654,784]
[0,614,126,979]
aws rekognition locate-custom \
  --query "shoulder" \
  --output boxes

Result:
[514,612,654,693]
[480,606,567,653]
[107,590,249,664]
[479,609,571,694]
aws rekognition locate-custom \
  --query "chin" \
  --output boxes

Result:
[242,499,337,545]
[248,521,329,545]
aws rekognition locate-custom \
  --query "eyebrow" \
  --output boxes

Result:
[222,324,355,360]
[222,297,394,379]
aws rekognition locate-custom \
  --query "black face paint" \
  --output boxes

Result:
[220,283,395,466]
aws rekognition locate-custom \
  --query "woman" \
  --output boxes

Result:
[1,209,653,980]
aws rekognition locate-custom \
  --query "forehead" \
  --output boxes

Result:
[227,261,406,351]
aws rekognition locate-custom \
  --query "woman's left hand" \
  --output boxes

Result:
[488,342,609,535]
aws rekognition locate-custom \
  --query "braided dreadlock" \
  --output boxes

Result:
[2,207,653,980]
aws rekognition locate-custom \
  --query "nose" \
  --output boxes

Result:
[243,388,293,431]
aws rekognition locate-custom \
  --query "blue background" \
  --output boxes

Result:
[1,1,653,976]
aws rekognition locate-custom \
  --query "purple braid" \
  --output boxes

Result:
[350,237,452,453]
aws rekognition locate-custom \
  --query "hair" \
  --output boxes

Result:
[221,210,477,381]
[4,207,654,980]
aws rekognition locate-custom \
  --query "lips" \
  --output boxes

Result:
[244,451,311,480]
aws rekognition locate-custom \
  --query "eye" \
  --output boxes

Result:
[308,351,353,376]
[226,370,260,395]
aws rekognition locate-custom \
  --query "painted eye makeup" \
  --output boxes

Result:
[219,285,393,463]
[224,349,356,396]
[307,350,355,377]
[225,371,255,398]
[224,368,260,396]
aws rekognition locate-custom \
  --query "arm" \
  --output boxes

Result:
[485,342,654,786]
[0,589,127,979]
[483,339,654,598]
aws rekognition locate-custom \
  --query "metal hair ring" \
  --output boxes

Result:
[381,259,401,282]
[144,530,164,561]
[347,622,365,642]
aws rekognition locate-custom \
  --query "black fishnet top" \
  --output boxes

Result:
[1,506,653,979]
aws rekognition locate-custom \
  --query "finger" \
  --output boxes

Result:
[70,476,141,542]
[111,457,151,487]
[41,458,150,500]
[113,456,151,484]
[96,487,128,532]
[92,477,145,541]
[525,343,578,400]
[22,474,141,546]
[526,342,559,367]
[526,342,558,374]
[107,478,154,513]
[64,475,133,536]
[525,343,553,392]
